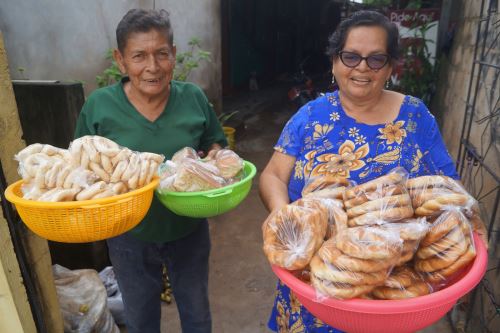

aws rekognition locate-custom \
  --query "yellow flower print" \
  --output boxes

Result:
[411,148,426,173]
[366,147,401,164]
[294,160,304,179]
[289,317,306,333]
[303,150,317,176]
[313,123,334,140]
[276,302,290,333]
[290,290,301,314]
[329,111,340,121]
[311,140,369,177]
[377,121,407,144]
[348,127,359,137]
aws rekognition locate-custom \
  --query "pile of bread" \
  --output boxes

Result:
[15,135,164,202]
[157,147,244,192]
[263,170,479,300]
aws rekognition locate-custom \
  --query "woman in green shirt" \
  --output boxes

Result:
[75,8,226,333]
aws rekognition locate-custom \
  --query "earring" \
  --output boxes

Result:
[385,80,390,89]
[332,75,336,85]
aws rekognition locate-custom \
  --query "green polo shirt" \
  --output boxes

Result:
[74,79,227,242]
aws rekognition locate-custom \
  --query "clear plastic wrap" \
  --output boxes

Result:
[210,149,244,178]
[309,226,403,299]
[301,175,349,200]
[343,168,414,227]
[292,197,346,240]
[371,265,433,300]
[14,136,164,202]
[171,146,199,163]
[157,147,246,193]
[414,209,476,286]
[262,204,328,270]
[406,175,476,217]
[380,218,430,266]
[172,159,226,192]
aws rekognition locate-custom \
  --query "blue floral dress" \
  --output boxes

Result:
[268,90,458,332]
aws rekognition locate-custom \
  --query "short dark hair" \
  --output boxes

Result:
[116,9,174,52]
[326,10,400,61]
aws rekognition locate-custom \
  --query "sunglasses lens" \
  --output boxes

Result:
[367,55,388,69]
[340,52,361,67]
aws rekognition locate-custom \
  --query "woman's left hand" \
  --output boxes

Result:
[198,143,223,159]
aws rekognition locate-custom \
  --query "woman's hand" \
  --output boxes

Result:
[198,143,223,159]
[259,151,296,212]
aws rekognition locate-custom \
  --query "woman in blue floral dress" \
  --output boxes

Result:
[259,11,464,332]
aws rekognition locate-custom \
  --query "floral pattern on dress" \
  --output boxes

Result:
[377,120,407,144]
[310,140,369,178]
[270,90,459,332]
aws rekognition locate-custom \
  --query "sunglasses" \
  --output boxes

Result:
[338,51,390,70]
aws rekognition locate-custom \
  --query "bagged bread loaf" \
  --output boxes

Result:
[406,175,476,217]
[14,136,164,202]
[380,218,430,266]
[310,227,402,300]
[414,209,476,286]
[343,168,414,227]
[157,147,245,193]
[262,203,328,270]
[371,265,432,300]
[302,175,349,200]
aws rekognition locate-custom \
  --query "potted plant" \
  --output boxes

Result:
[218,110,239,150]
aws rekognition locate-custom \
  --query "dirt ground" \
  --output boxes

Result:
[154,84,455,332]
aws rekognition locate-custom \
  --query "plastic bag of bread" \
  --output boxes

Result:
[380,218,430,266]
[343,168,414,227]
[310,227,403,299]
[158,160,179,192]
[372,265,433,300]
[171,147,199,163]
[291,197,346,240]
[406,175,476,217]
[205,149,244,179]
[13,137,164,202]
[414,209,476,286]
[69,136,164,188]
[172,159,226,192]
[302,175,349,200]
[262,203,328,270]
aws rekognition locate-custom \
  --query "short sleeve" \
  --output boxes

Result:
[274,106,309,157]
[196,88,228,151]
[416,102,459,179]
[74,97,98,139]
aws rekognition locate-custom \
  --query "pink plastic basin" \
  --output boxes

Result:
[272,233,488,333]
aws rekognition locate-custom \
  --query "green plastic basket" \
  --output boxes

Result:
[156,160,257,218]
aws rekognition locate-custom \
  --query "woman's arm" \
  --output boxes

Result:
[259,151,296,212]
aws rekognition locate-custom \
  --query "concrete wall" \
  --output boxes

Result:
[433,0,500,218]
[0,0,222,110]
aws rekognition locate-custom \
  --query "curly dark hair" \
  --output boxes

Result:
[326,10,399,61]
[116,9,174,52]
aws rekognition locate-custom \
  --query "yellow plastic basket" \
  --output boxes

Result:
[4,178,159,243]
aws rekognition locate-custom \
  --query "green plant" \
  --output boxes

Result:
[174,37,211,81]
[217,110,239,127]
[395,21,438,105]
[95,38,211,88]
[96,49,123,88]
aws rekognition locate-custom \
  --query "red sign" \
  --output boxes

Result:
[388,8,440,28]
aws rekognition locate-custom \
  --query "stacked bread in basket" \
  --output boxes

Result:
[262,169,480,300]
[14,135,165,202]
